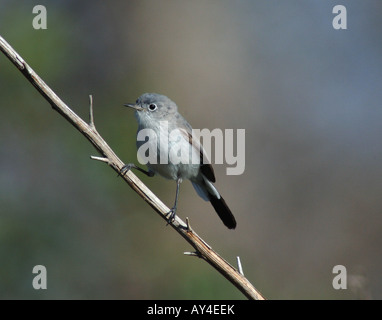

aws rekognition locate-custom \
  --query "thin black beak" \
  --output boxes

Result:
[123,103,144,111]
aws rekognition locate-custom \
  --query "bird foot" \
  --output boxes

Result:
[165,207,177,225]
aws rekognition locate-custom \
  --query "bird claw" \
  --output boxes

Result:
[120,163,134,177]
[165,207,177,225]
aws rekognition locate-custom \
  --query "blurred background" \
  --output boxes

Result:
[0,0,381,299]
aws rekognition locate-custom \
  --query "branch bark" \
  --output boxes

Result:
[0,35,265,300]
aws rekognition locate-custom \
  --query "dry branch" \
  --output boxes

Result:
[0,35,265,300]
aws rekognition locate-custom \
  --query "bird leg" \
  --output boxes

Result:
[120,163,155,177]
[166,178,182,223]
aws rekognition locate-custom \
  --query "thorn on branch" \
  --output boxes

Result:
[185,217,193,232]
[90,155,110,164]
[237,256,244,276]
[184,251,201,258]
[89,94,95,128]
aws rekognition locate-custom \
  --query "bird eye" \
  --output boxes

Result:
[148,103,157,111]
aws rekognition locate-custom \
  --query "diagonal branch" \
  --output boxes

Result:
[0,35,265,300]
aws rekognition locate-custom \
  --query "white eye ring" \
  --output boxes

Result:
[148,103,157,111]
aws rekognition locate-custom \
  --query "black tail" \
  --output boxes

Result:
[209,195,237,229]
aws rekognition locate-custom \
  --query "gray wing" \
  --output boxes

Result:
[178,124,216,183]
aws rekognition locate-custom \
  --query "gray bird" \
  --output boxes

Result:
[122,93,236,229]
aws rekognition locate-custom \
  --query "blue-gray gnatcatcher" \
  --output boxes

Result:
[122,93,236,229]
